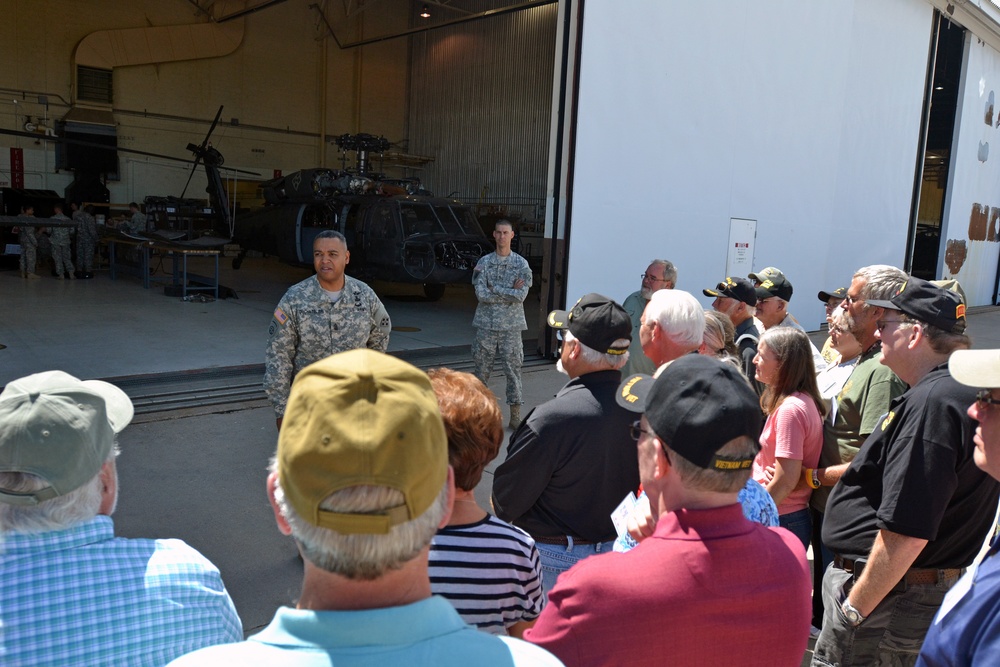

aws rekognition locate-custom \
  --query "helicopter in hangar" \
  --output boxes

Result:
[231,132,493,301]
[1,114,493,300]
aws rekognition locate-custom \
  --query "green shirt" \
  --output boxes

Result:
[811,343,906,511]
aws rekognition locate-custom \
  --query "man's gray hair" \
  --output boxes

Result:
[270,459,448,581]
[854,265,907,302]
[0,447,118,534]
[645,289,706,349]
[564,331,630,370]
[667,436,758,494]
[649,259,677,286]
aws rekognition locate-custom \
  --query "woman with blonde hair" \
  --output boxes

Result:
[699,310,742,372]
[752,327,826,549]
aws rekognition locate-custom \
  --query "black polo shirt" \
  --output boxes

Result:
[491,370,638,543]
[823,363,999,568]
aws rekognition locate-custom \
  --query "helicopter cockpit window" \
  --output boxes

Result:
[301,205,336,228]
[400,204,448,236]
[438,206,481,236]
[371,204,398,240]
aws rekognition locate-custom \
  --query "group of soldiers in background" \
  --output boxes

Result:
[14,201,100,280]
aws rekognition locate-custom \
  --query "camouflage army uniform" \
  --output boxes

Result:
[127,211,149,234]
[74,210,99,272]
[48,213,75,277]
[264,274,392,417]
[17,225,37,276]
[472,251,532,405]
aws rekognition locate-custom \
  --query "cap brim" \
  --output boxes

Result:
[817,291,832,302]
[865,299,900,311]
[616,373,654,413]
[703,288,722,298]
[748,272,762,282]
[950,349,1000,388]
[80,380,134,433]
[547,309,570,330]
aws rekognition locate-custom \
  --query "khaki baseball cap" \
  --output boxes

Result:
[277,349,448,535]
[0,371,133,506]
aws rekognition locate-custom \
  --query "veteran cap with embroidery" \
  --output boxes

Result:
[750,267,794,302]
[547,293,632,355]
[703,276,758,307]
[0,371,133,506]
[818,286,847,303]
[867,276,966,334]
[616,355,762,470]
[277,349,448,535]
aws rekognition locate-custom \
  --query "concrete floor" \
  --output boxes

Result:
[4,258,1000,660]
[0,254,547,384]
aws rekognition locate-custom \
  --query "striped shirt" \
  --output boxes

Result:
[0,515,243,666]
[429,515,545,635]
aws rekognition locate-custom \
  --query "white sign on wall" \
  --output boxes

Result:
[727,218,757,278]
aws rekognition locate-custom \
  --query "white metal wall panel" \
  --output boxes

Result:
[407,5,557,209]
[565,0,933,330]
[940,32,1000,306]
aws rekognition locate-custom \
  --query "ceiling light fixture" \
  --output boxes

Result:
[420,4,430,18]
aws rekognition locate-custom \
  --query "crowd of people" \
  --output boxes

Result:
[4,224,1000,666]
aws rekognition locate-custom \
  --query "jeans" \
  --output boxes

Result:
[811,509,835,627]
[535,538,616,593]
[779,508,812,551]
[811,563,958,666]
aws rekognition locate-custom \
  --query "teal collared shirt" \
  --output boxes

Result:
[168,596,562,666]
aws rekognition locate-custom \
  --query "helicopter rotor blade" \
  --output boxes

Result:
[181,105,224,198]
[0,122,260,179]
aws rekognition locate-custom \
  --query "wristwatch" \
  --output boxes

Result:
[841,599,867,627]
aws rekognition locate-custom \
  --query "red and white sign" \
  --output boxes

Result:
[10,147,24,188]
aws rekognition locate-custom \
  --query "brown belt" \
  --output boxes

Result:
[834,555,962,587]
[533,535,603,546]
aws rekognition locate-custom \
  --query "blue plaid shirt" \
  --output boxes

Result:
[1,516,242,666]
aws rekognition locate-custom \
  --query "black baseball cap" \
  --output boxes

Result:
[750,267,794,302]
[868,277,966,334]
[616,355,762,470]
[703,276,758,307]
[548,293,632,355]
[818,287,847,303]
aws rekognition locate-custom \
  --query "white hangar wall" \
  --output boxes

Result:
[941,31,1000,306]
[563,0,935,330]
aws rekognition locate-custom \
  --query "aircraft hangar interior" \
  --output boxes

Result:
[0,0,559,391]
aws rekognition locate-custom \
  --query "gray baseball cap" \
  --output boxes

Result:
[0,371,133,505]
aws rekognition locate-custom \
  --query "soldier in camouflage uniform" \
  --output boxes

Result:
[472,220,532,429]
[15,205,38,279]
[265,230,391,429]
[125,202,148,234]
[72,203,99,278]
[48,204,76,280]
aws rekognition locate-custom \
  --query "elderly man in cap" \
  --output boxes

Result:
[492,294,636,592]
[638,288,706,370]
[621,258,676,377]
[804,265,907,631]
[913,349,1000,665]
[704,275,760,381]
[818,285,848,364]
[170,350,561,666]
[814,278,1000,667]
[524,355,811,665]
[0,371,241,666]
[751,266,827,371]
